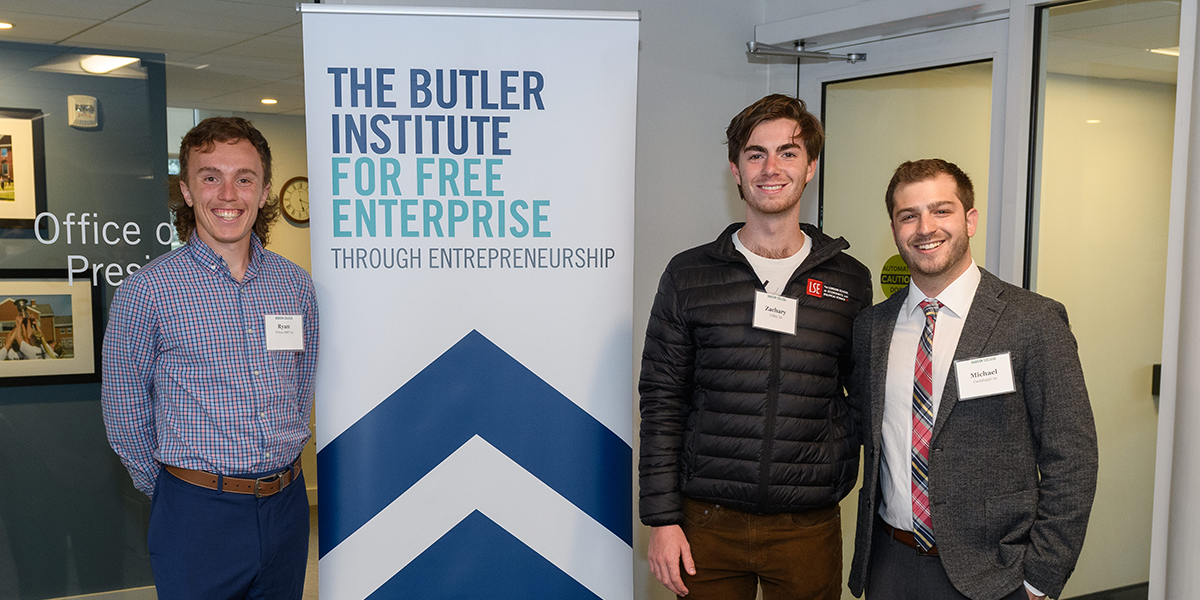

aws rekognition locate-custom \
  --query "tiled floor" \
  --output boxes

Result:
[1066,582,1149,600]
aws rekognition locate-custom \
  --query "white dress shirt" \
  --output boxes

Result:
[879,261,980,530]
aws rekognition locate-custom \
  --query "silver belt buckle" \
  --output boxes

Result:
[253,470,286,498]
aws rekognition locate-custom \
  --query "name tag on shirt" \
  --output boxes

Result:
[753,291,797,335]
[265,315,304,351]
[953,352,1016,400]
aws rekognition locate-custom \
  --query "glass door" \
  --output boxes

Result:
[1027,0,1180,595]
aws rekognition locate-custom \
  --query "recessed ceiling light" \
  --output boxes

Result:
[0,22,13,30]
[195,64,209,70]
[1086,119,1101,124]
[261,98,278,105]
[1150,47,1180,57]
[80,55,139,74]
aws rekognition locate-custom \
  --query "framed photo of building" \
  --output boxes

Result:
[1,270,102,386]
[0,108,48,230]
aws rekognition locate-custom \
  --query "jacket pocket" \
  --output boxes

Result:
[985,488,1038,567]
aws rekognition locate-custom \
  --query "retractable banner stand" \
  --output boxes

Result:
[300,5,638,600]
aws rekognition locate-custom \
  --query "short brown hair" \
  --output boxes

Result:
[170,117,279,245]
[726,94,824,166]
[885,158,975,219]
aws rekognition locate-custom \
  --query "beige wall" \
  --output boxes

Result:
[1034,73,1174,597]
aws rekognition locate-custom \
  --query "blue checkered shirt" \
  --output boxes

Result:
[101,235,319,496]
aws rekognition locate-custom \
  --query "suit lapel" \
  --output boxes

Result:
[871,290,906,443]
[930,270,1007,442]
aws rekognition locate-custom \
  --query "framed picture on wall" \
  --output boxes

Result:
[0,108,48,230]
[0,269,102,386]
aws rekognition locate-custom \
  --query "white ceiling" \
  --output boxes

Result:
[1046,0,1181,85]
[0,0,311,115]
[0,0,1183,116]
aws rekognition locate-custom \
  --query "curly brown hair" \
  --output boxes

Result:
[884,159,975,220]
[170,117,279,245]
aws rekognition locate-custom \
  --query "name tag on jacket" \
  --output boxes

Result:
[953,352,1016,400]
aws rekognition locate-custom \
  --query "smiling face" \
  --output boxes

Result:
[180,138,269,258]
[730,118,817,220]
[890,173,978,295]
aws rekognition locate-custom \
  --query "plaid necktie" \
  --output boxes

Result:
[912,298,941,551]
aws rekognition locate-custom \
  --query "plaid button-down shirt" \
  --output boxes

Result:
[101,235,319,496]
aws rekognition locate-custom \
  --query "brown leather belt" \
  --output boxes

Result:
[881,520,939,556]
[165,457,302,498]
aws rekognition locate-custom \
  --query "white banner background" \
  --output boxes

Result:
[302,5,638,599]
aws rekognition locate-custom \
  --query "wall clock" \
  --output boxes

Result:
[280,176,309,224]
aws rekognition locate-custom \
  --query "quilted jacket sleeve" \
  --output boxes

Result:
[638,266,695,526]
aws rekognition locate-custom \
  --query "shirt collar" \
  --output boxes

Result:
[186,234,264,281]
[904,260,981,320]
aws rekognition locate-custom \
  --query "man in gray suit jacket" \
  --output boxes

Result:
[847,159,1098,600]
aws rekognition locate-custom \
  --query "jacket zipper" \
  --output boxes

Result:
[759,332,780,511]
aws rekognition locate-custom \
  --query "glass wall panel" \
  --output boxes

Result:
[0,40,168,599]
[1029,0,1179,595]
[824,61,993,301]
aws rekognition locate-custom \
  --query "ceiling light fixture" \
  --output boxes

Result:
[80,55,139,74]
[261,98,278,105]
[1086,119,1101,124]
[0,22,13,30]
[1149,46,1180,57]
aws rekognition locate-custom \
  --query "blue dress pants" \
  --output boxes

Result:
[148,466,309,600]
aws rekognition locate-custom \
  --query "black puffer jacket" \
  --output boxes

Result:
[639,223,872,526]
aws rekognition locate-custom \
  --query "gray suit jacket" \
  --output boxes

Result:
[847,269,1098,600]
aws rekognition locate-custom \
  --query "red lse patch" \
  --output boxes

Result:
[806,278,824,298]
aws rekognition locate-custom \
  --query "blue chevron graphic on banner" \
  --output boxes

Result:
[366,511,602,600]
[318,329,632,559]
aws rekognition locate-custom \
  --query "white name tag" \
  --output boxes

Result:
[753,290,797,335]
[953,352,1016,400]
[265,315,304,351]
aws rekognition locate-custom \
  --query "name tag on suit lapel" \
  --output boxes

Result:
[953,352,1016,400]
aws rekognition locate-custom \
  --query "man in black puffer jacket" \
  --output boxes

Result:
[640,94,872,600]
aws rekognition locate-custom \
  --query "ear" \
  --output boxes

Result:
[259,183,270,209]
[729,161,743,186]
[965,207,979,238]
[179,179,194,207]
[804,158,817,184]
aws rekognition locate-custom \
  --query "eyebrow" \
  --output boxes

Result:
[195,166,261,177]
[896,199,958,215]
[743,142,801,154]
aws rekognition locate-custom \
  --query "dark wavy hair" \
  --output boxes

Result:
[885,158,975,219]
[725,94,824,198]
[170,117,279,245]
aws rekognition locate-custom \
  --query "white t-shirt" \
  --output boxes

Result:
[731,228,812,295]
